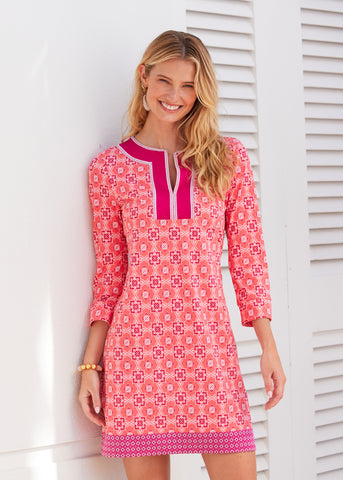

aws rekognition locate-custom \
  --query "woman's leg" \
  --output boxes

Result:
[123,454,170,480]
[201,451,257,480]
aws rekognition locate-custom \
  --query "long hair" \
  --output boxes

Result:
[122,30,237,201]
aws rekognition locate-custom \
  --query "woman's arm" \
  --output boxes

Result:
[252,317,286,410]
[78,320,109,427]
[82,320,109,364]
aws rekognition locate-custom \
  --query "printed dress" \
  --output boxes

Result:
[88,136,272,457]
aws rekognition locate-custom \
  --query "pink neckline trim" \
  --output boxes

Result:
[131,136,182,156]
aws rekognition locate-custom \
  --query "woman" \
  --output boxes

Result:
[78,30,286,480]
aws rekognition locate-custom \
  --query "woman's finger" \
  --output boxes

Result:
[79,384,106,427]
[80,393,105,426]
[265,369,286,410]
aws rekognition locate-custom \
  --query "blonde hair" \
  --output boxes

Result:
[122,30,237,201]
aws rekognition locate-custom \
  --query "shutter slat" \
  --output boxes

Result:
[306,136,343,150]
[250,405,268,423]
[255,438,268,455]
[187,27,253,50]
[302,25,343,43]
[308,181,343,197]
[313,330,343,348]
[253,421,268,439]
[304,72,343,90]
[218,98,257,116]
[305,103,343,120]
[218,116,257,133]
[310,244,343,261]
[303,56,343,74]
[316,437,343,458]
[309,198,343,214]
[309,211,343,227]
[248,389,270,407]
[237,341,262,358]
[310,229,343,246]
[303,39,343,59]
[315,391,343,411]
[215,64,255,83]
[317,452,343,474]
[301,1,343,14]
[187,11,253,34]
[307,151,343,166]
[239,355,262,374]
[302,9,343,28]
[307,166,343,181]
[304,88,343,104]
[314,376,343,396]
[313,344,343,363]
[314,360,343,380]
[315,407,343,427]
[218,82,256,100]
[243,372,265,390]
[209,47,254,67]
[306,119,343,135]
[187,0,252,17]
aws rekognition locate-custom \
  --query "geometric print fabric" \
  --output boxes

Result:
[88,136,272,457]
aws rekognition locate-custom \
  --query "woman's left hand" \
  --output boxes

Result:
[260,345,287,410]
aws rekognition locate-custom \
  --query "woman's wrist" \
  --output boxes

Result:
[252,317,277,352]
[78,363,103,372]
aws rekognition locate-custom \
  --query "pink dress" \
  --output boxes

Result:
[88,136,272,457]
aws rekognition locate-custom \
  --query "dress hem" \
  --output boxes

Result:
[101,429,256,457]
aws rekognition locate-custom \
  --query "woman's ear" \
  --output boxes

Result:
[139,64,148,89]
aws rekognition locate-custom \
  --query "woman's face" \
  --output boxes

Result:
[140,58,197,125]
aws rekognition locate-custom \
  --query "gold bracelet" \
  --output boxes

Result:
[78,363,103,373]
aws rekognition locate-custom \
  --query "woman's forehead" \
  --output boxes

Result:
[151,58,196,77]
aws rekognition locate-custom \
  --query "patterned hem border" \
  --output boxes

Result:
[101,429,256,457]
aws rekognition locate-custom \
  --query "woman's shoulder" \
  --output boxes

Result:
[221,136,247,155]
[89,142,127,171]
[221,136,250,170]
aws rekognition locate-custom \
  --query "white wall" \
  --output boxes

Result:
[0,1,186,478]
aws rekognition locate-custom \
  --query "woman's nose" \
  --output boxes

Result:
[166,86,180,103]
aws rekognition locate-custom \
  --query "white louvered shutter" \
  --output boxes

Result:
[300,2,343,479]
[300,0,343,275]
[187,2,269,479]
[313,330,343,479]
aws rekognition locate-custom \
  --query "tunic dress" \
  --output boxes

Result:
[88,135,272,458]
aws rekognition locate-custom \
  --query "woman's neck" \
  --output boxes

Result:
[135,115,185,154]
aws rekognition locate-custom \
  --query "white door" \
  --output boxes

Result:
[300,2,343,478]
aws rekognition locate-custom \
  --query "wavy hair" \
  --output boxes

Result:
[122,30,237,201]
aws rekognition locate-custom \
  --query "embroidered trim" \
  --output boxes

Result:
[118,138,194,220]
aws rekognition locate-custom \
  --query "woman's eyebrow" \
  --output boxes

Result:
[156,74,194,84]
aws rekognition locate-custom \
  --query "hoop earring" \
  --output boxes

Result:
[142,94,150,112]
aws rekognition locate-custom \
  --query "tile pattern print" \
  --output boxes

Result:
[88,137,271,457]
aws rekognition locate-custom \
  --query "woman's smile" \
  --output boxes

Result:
[159,100,182,111]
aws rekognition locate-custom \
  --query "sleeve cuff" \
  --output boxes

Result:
[89,303,113,327]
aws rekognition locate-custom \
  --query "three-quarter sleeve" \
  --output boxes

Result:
[224,137,272,327]
[88,152,129,327]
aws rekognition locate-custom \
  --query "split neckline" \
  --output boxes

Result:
[131,136,182,156]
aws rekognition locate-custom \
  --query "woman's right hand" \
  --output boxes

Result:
[78,370,106,427]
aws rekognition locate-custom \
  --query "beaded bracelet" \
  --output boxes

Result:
[78,363,103,373]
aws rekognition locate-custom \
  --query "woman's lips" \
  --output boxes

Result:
[159,101,182,111]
